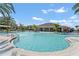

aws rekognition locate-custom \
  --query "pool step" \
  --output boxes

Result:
[0,39,15,55]
[0,40,8,44]
[0,40,9,45]
[0,48,15,56]
[0,43,11,49]
[0,35,16,56]
[0,44,14,54]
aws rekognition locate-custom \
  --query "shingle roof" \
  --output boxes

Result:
[0,25,10,28]
[39,23,54,26]
[38,23,54,28]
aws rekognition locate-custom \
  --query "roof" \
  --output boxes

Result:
[0,25,11,28]
[39,23,54,26]
[38,23,71,28]
[38,23,55,28]
[60,26,70,28]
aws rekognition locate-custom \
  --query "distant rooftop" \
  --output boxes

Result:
[0,25,11,28]
[38,23,71,28]
[38,23,59,28]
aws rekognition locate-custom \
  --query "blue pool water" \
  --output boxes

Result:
[13,32,72,52]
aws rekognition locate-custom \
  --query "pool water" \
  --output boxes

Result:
[13,32,72,52]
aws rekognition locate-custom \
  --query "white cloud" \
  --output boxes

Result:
[41,7,66,14]
[32,17,44,21]
[49,19,67,23]
[49,20,58,23]
[49,19,79,23]
[32,16,79,28]
[47,9,54,12]
[41,10,48,14]
[54,7,66,13]
[60,22,74,27]
[49,19,79,27]
[69,15,78,19]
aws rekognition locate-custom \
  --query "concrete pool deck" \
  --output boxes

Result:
[0,35,79,56]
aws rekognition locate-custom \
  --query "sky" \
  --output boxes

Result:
[11,3,79,28]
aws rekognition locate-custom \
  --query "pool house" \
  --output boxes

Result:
[37,23,73,32]
[37,23,54,32]
[0,25,11,32]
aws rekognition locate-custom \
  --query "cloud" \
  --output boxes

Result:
[32,17,44,21]
[41,7,66,14]
[49,19,79,27]
[49,20,58,23]
[49,19,67,23]
[54,7,66,13]
[41,10,48,14]
[49,19,79,23]
[32,16,79,28]
[60,22,74,27]
[69,15,78,19]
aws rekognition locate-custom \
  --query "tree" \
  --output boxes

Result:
[75,26,79,29]
[18,24,27,31]
[26,24,38,31]
[72,3,79,14]
[53,23,60,31]
[0,17,17,31]
[0,3,15,17]
[72,4,79,32]
[0,3,15,32]
[75,26,79,32]
[31,24,38,31]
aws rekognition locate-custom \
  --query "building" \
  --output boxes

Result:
[37,23,57,32]
[0,25,10,31]
[37,23,73,32]
[59,26,73,32]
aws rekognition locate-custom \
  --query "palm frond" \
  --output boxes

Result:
[0,6,11,17]
[0,3,15,17]
[74,8,79,14]
[72,3,79,10]
[5,3,15,13]
[0,9,5,17]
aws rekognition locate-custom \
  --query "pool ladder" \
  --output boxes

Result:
[13,33,20,43]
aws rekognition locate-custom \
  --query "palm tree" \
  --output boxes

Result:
[75,26,79,29]
[72,3,79,14]
[0,3,15,17]
[0,3,15,32]
[53,23,60,31]
[0,17,17,31]
[75,26,79,32]
[32,24,38,31]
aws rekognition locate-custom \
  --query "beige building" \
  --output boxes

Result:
[37,23,73,32]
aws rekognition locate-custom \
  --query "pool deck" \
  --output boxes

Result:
[0,35,79,56]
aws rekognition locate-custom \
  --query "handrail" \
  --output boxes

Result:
[14,33,20,43]
[8,32,20,44]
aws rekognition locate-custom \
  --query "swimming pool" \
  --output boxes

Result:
[13,32,77,52]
